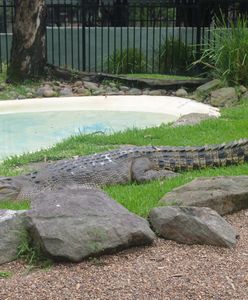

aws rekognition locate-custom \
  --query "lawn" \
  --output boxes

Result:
[0,99,248,216]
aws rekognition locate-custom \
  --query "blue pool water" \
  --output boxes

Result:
[0,110,176,160]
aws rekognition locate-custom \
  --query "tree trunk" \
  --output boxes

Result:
[7,0,46,82]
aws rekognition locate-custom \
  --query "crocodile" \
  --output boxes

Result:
[0,139,248,201]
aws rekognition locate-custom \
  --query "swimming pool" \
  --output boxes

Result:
[0,110,176,159]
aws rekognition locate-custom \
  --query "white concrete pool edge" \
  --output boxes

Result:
[0,95,220,117]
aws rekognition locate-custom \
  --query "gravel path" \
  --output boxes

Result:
[0,209,247,300]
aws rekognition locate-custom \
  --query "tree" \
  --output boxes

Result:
[7,0,46,82]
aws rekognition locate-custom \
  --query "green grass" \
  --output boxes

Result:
[0,100,248,215]
[0,271,12,279]
[125,73,202,80]
[0,200,30,211]
[0,64,40,100]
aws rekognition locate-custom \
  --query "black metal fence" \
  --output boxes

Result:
[0,0,248,75]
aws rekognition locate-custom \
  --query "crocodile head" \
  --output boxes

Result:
[0,177,22,201]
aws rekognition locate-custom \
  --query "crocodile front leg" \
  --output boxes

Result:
[131,157,178,183]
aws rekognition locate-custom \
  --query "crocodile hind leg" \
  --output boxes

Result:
[131,157,178,183]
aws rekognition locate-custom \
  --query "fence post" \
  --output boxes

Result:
[195,1,202,60]
[81,0,86,71]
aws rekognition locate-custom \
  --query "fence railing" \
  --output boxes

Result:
[0,0,248,75]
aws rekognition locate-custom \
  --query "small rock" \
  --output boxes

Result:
[26,92,34,98]
[196,79,222,93]
[242,91,248,99]
[210,87,238,107]
[142,89,150,95]
[117,91,125,95]
[175,88,188,97]
[76,87,86,94]
[239,85,247,94]
[149,90,163,96]
[127,88,142,95]
[74,80,83,88]
[17,95,26,100]
[120,86,130,92]
[0,210,27,265]
[59,87,73,97]
[149,206,238,248]
[43,89,57,98]
[92,89,105,96]
[84,81,98,90]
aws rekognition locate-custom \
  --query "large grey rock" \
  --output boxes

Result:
[36,86,56,98]
[0,210,27,265]
[172,113,216,127]
[27,187,155,262]
[196,79,222,93]
[210,87,238,107]
[159,176,248,216]
[149,206,238,248]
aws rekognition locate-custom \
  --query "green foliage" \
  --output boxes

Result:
[158,38,195,74]
[107,48,146,74]
[17,229,52,268]
[194,16,248,85]
[0,271,12,279]
[0,200,30,210]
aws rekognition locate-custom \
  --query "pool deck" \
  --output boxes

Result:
[0,95,220,117]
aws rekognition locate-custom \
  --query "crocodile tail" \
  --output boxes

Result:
[165,138,248,171]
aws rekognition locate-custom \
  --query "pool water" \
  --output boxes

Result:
[0,110,176,160]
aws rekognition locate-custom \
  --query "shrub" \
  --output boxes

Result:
[106,48,146,74]
[158,38,195,74]
[194,16,248,85]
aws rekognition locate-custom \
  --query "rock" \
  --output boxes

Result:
[76,87,85,94]
[210,87,238,107]
[43,89,57,98]
[36,86,56,98]
[149,206,238,248]
[159,176,248,215]
[196,79,222,93]
[120,86,130,92]
[84,81,99,91]
[127,88,142,95]
[17,95,26,100]
[172,113,216,127]
[27,187,155,262]
[59,87,73,97]
[242,91,248,100]
[26,92,34,98]
[117,91,125,95]
[149,90,163,96]
[0,210,27,265]
[175,88,188,97]
[142,89,150,95]
[239,85,247,94]
[92,89,106,96]
[74,80,83,88]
